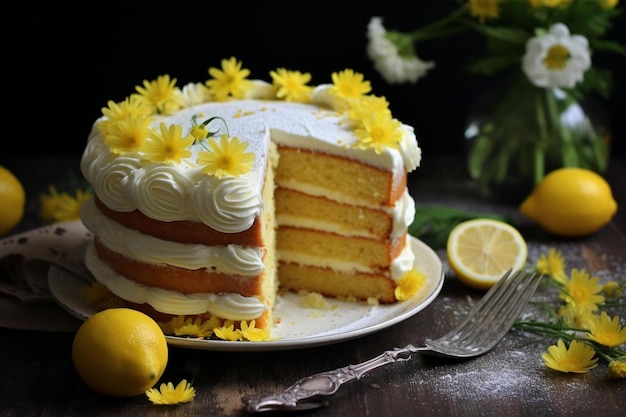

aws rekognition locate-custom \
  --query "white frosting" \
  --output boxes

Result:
[84,241,266,320]
[390,236,417,281]
[392,190,416,238]
[81,97,420,232]
[81,198,264,276]
[191,175,261,233]
[398,124,422,172]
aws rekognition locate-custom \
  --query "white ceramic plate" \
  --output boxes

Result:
[48,236,444,352]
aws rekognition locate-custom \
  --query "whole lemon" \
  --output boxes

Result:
[0,165,26,237]
[519,167,617,237]
[72,308,169,397]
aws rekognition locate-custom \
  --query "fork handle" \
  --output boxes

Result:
[242,344,421,412]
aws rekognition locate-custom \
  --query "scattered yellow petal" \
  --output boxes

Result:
[146,379,196,405]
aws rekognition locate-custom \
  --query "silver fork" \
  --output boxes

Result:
[242,269,543,413]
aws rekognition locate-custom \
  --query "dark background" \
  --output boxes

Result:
[4,1,625,160]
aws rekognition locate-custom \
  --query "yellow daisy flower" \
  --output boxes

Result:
[197,134,255,178]
[528,0,573,8]
[39,185,91,223]
[329,69,372,110]
[134,74,184,115]
[159,315,222,337]
[345,95,392,129]
[354,112,403,154]
[206,57,254,101]
[173,317,216,339]
[146,379,196,405]
[40,185,61,223]
[598,0,619,9]
[587,311,626,348]
[240,320,270,341]
[104,115,152,154]
[143,122,194,164]
[535,248,567,284]
[213,323,243,341]
[469,0,502,22]
[98,96,152,136]
[395,268,426,301]
[559,268,605,312]
[557,302,596,328]
[270,68,313,103]
[542,339,598,373]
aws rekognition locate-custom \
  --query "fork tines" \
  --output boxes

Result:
[453,269,543,349]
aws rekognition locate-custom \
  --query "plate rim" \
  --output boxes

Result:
[48,236,444,352]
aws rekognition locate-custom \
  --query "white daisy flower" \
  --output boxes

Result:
[522,23,591,89]
[366,17,435,85]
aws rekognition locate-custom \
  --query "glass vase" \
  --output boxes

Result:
[464,73,610,204]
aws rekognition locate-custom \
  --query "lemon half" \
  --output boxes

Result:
[447,218,528,290]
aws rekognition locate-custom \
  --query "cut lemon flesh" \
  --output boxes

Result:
[446,218,528,290]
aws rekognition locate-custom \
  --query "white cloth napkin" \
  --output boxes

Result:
[0,220,92,331]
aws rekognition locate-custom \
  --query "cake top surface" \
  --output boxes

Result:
[81,57,421,232]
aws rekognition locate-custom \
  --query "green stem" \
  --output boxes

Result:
[494,132,513,184]
[514,321,581,340]
[589,135,608,172]
[534,89,549,184]
[584,110,609,172]
[411,26,468,42]
[409,5,469,42]
[515,321,626,363]
[202,116,230,137]
[545,89,578,167]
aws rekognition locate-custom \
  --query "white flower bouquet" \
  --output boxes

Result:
[367,0,625,201]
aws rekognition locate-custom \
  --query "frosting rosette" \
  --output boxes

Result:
[93,155,143,212]
[129,163,196,221]
[191,175,262,233]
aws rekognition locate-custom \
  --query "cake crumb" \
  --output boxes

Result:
[299,291,330,310]
[366,297,379,306]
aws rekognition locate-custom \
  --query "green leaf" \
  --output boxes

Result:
[590,39,626,57]
[463,22,530,45]
[408,206,510,250]
[468,54,520,76]
[580,67,614,99]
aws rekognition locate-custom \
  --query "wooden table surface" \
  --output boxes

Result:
[0,155,624,417]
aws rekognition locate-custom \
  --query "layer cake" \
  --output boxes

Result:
[79,58,422,340]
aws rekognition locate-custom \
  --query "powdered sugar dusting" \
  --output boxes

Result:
[412,346,539,399]
[379,331,622,415]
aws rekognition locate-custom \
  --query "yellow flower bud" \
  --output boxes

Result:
[603,281,622,298]
[190,124,209,140]
[608,359,626,379]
